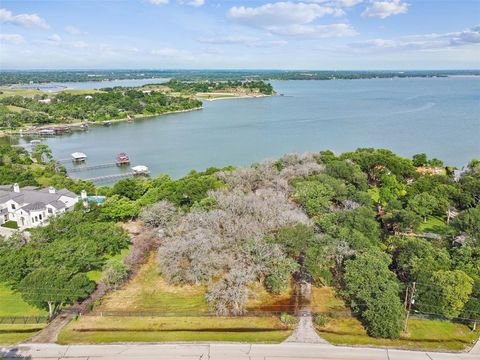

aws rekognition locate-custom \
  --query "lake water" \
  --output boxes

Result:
[15,77,480,181]
[12,78,168,92]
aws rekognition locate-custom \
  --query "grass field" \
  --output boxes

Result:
[0,283,47,317]
[0,324,46,345]
[58,316,290,344]
[418,215,449,233]
[312,286,479,351]
[58,254,293,344]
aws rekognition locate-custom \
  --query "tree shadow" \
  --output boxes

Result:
[0,347,32,359]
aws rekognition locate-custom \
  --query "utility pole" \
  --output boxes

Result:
[404,282,416,332]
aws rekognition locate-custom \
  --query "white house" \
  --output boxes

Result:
[0,184,79,230]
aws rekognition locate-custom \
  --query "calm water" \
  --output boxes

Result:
[16,77,480,180]
[12,78,168,92]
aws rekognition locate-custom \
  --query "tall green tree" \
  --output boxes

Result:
[17,267,95,319]
[417,270,474,318]
[343,250,404,339]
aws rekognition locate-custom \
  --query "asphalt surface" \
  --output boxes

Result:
[1,343,479,360]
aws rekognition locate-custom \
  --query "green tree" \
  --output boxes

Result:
[417,270,474,318]
[378,173,406,207]
[99,195,140,221]
[293,180,335,216]
[390,237,451,282]
[31,144,53,164]
[111,178,146,200]
[407,192,438,222]
[453,206,480,245]
[343,250,404,339]
[17,267,95,319]
[412,153,428,167]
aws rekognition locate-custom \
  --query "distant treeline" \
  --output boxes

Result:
[164,79,274,95]
[1,69,479,86]
[0,89,202,128]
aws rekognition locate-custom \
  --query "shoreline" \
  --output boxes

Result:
[202,94,273,102]
[0,92,273,138]
[0,106,203,138]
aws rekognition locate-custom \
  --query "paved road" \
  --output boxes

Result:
[1,343,479,360]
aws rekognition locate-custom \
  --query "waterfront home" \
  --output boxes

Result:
[0,184,79,230]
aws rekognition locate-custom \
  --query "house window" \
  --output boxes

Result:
[11,203,16,210]
[39,214,43,220]
[48,208,53,214]
[34,216,38,222]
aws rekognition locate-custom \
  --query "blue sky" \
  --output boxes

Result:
[1,0,479,69]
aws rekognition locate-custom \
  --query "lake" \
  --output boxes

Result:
[11,78,168,92]
[16,77,480,181]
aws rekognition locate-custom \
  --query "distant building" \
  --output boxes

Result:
[453,166,469,182]
[38,98,52,104]
[0,184,78,230]
[84,95,93,100]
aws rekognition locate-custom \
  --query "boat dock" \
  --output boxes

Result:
[67,163,117,173]
[83,169,150,183]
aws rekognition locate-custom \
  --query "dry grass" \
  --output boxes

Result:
[95,254,208,313]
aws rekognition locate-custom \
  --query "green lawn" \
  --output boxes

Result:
[0,283,47,317]
[418,215,449,233]
[58,316,291,344]
[0,324,46,345]
[312,286,479,351]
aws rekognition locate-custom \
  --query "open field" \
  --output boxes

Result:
[312,286,479,351]
[419,215,449,233]
[0,324,46,345]
[0,283,47,317]
[58,316,290,344]
[58,254,293,344]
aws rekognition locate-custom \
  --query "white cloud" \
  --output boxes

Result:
[47,34,62,43]
[65,25,81,35]
[307,0,363,7]
[0,8,49,29]
[269,23,357,37]
[228,2,341,27]
[0,33,24,44]
[198,35,287,47]
[178,0,204,6]
[147,0,169,5]
[362,0,409,19]
[349,25,480,51]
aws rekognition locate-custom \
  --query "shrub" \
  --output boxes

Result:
[280,312,297,327]
[101,259,129,290]
[313,313,329,327]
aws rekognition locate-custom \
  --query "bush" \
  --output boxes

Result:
[313,313,329,327]
[101,259,129,290]
[280,312,297,327]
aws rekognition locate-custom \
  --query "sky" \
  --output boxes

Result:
[0,0,479,69]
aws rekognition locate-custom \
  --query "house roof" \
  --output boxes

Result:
[48,200,66,209]
[0,185,77,213]
[23,202,47,212]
